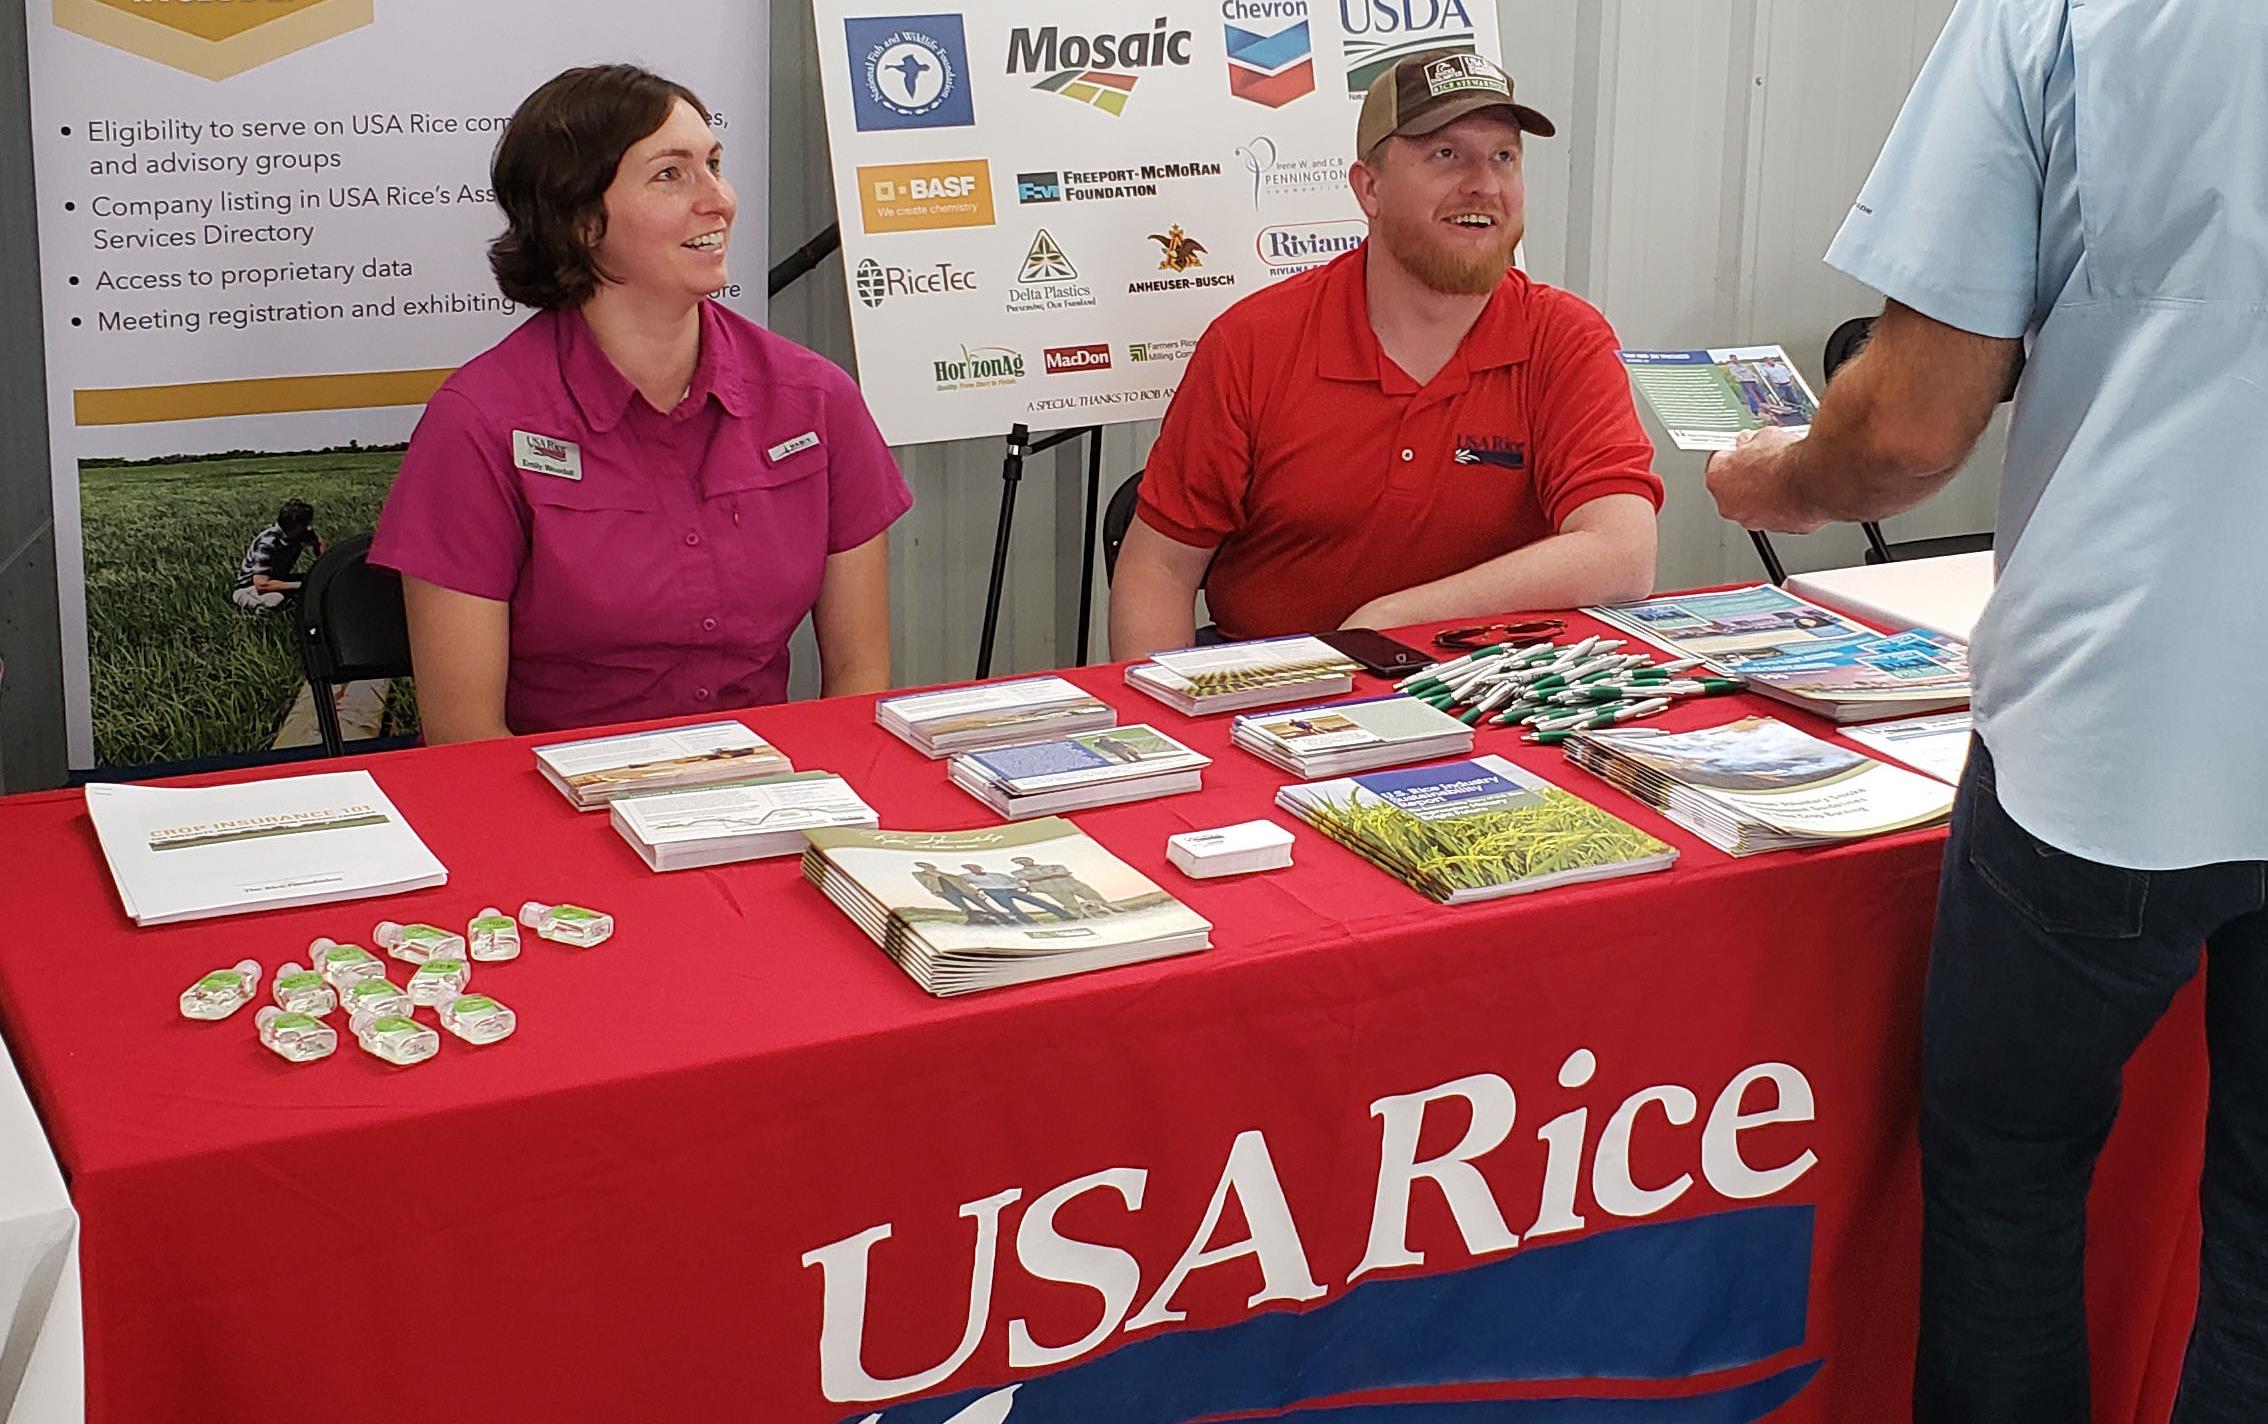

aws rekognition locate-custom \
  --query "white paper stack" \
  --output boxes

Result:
[85,771,447,926]
[949,726,1210,819]
[533,720,792,811]
[1124,636,1360,716]
[1231,694,1473,778]
[1565,715,1954,855]
[610,770,880,871]
[876,676,1117,758]
[801,819,1212,996]
[1167,820,1296,879]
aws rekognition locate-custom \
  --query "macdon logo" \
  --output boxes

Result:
[801,1056,1825,1417]
[1044,344,1112,374]
[1009,19,1194,116]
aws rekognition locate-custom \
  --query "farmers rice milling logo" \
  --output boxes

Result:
[54,0,373,79]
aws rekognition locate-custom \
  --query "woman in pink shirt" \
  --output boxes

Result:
[371,66,911,742]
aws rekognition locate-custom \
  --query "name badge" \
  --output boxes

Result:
[766,431,820,463]
[512,430,583,481]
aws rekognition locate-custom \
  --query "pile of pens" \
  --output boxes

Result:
[1395,635,1743,744]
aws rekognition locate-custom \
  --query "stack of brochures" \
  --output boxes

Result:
[1124,636,1360,716]
[801,819,1213,996]
[1274,755,1677,903]
[1731,630,1969,723]
[949,725,1210,819]
[1232,694,1473,778]
[86,771,447,926]
[1565,715,1955,855]
[1167,820,1296,878]
[876,676,1116,758]
[610,770,880,871]
[534,720,793,811]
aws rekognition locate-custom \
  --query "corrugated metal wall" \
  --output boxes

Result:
[767,0,1997,699]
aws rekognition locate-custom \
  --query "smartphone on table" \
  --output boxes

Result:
[1318,627,1432,677]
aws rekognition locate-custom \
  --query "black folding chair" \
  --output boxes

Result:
[295,531,413,756]
[1101,469,1145,583]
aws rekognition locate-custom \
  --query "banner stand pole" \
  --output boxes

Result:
[975,423,1105,680]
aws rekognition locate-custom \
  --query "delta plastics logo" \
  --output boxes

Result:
[1007,19,1194,116]
[1131,225,1237,295]
[846,15,977,132]
[55,0,371,79]
[1255,219,1366,276]
[856,159,996,234]
[934,344,1026,392]
[1224,0,1316,108]
[1339,0,1478,98]
[1007,231,1096,315]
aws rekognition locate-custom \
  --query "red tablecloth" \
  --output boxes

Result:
[0,617,2204,1424]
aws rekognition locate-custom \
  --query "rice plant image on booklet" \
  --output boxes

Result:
[1299,787,1671,899]
[1178,657,1355,697]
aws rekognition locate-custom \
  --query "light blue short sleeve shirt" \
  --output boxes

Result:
[1826,0,2268,869]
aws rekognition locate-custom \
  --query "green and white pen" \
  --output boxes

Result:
[1524,696,1672,743]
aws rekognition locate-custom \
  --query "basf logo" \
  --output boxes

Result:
[856,159,996,234]
[845,15,976,131]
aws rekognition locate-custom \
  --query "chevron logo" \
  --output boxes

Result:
[1225,7,1316,108]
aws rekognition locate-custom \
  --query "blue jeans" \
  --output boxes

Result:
[1918,740,2268,1423]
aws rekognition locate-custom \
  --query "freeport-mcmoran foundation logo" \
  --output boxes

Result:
[55,0,374,81]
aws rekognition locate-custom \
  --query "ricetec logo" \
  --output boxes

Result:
[55,0,372,79]
[933,344,1026,391]
[856,160,996,234]
[1224,0,1316,108]
[1044,344,1113,375]
[855,258,978,307]
[1007,18,1195,115]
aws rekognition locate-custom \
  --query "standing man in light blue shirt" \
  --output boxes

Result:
[1705,1,2268,1419]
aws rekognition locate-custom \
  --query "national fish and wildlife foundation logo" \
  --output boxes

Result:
[1007,19,1193,116]
[1224,0,1316,108]
[846,15,977,131]
[1339,0,1478,98]
[54,0,372,80]
[933,344,1026,392]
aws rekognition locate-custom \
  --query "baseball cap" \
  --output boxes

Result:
[1355,49,1556,159]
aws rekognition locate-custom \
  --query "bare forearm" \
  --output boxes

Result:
[1108,574,1200,660]
[819,646,892,698]
[1763,388,1968,526]
[1350,500,1657,628]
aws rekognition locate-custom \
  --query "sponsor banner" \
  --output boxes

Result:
[23,0,768,769]
[812,0,1502,444]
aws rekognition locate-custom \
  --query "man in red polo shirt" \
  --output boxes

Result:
[1110,50,1662,656]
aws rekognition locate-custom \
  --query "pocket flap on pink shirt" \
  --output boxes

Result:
[520,471,657,513]
[706,436,827,498]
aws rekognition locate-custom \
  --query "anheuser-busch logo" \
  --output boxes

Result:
[1043,344,1113,374]
[800,1053,1821,1407]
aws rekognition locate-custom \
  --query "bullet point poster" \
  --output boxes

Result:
[24,0,766,769]
[812,0,1502,446]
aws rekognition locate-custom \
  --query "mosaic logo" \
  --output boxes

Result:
[1223,0,1316,108]
[846,15,976,131]
[54,0,372,80]
[1339,0,1477,98]
[1007,19,1194,116]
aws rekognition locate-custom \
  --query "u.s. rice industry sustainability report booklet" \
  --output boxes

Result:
[86,771,447,926]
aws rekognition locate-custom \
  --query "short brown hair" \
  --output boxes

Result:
[488,65,710,310]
